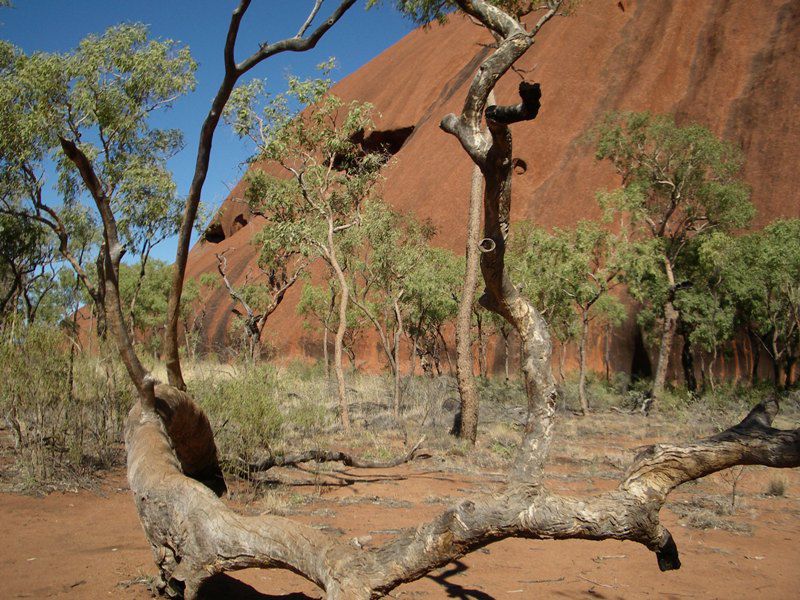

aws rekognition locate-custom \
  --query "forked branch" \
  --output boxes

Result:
[127,388,799,599]
[165,0,358,390]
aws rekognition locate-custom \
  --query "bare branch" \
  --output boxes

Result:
[58,136,151,402]
[244,436,427,473]
[297,0,325,37]
[165,0,357,390]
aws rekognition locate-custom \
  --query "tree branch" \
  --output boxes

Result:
[127,389,799,598]
[244,436,427,473]
[165,0,357,390]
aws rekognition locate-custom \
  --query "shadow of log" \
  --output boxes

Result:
[427,560,496,599]
[198,573,317,600]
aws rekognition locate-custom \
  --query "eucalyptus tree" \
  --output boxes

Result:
[0,25,190,338]
[213,247,307,364]
[225,72,384,430]
[402,246,462,377]
[0,213,55,326]
[507,220,579,379]
[552,221,626,412]
[706,221,800,388]
[594,112,753,408]
[350,200,435,415]
[297,279,366,376]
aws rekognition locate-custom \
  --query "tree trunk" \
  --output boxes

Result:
[748,328,761,386]
[578,312,590,414]
[327,230,351,432]
[772,333,782,389]
[501,326,510,381]
[681,333,697,394]
[323,326,330,381]
[476,311,488,378]
[455,163,484,443]
[651,257,679,410]
[125,384,800,599]
[604,321,612,383]
[409,331,419,378]
[392,297,403,417]
[651,299,678,408]
[116,3,800,597]
[786,356,797,389]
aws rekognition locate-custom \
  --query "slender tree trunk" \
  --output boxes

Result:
[651,259,679,410]
[772,333,782,389]
[578,312,590,414]
[501,326,510,381]
[249,331,260,366]
[749,328,761,386]
[559,343,567,385]
[709,347,718,392]
[476,311,488,378]
[409,332,419,378]
[604,321,612,383]
[651,300,677,406]
[455,163,485,443]
[327,229,351,432]
[392,297,403,417]
[323,326,330,381]
[681,334,697,394]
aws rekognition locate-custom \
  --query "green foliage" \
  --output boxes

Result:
[404,245,463,339]
[350,199,440,360]
[297,280,366,352]
[507,222,577,341]
[190,365,284,468]
[0,325,134,485]
[707,220,800,382]
[226,67,382,288]
[594,112,753,363]
[0,24,193,329]
[509,220,626,341]
[594,112,753,260]
[0,211,54,322]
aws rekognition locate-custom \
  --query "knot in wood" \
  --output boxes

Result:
[478,238,496,253]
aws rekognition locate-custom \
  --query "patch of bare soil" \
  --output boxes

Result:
[1,414,798,599]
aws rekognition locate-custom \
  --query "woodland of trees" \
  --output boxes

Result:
[0,1,798,599]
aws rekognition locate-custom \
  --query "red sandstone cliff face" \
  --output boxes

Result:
[186,0,800,379]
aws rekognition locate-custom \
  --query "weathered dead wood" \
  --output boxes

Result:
[440,0,562,479]
[243,436,428,473]
[126,386,798,599]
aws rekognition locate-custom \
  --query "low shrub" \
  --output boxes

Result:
[0,325,134,487]
[765,475,788,497]
[190,365,284,469]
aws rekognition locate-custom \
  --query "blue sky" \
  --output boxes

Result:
[1,1,416,262]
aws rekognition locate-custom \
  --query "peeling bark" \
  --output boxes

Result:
[455,163,483,443]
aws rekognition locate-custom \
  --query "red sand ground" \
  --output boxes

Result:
[2,446,798,599]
